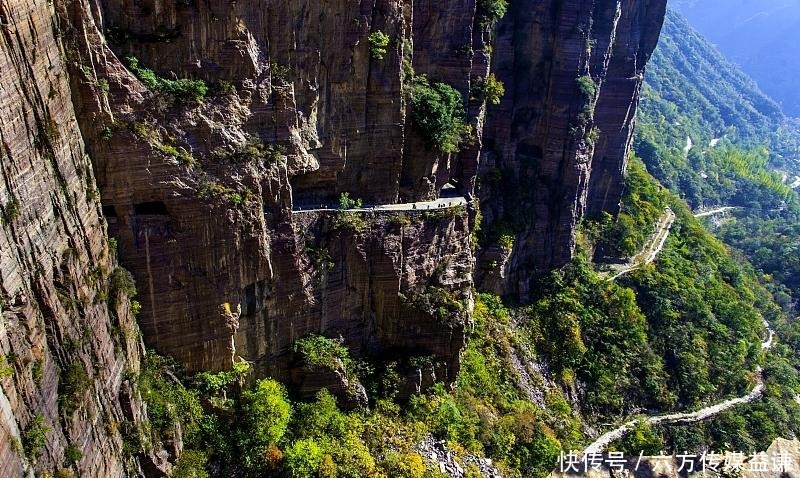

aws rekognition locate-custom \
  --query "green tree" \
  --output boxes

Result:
[476,0,508,25]
[283,439,323,478]
[368,31,391,60]
[238,379,292,470]
[410,76,468,153]
[475,74,505,105]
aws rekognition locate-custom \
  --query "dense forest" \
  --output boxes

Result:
[124,155,800,477]
[622,8,800,452]
[8,0,800,475]
[671,0,800,117]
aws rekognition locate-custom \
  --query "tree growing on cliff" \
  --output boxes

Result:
[577,74,597,100]
[409,76,468,153]
[238,379,292,470]
[125,56,208,103]
[368,31,391,60]
[473,73,505,105]
[477,0,508,25]
[338,192,363,209]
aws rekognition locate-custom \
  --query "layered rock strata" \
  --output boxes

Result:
[55,0,486,382]
[477,0,667,300]
[0,0,146,474]
[0,0,669,472]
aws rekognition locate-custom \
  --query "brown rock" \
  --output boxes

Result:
[0,0,145,474]
[478,0,667,301]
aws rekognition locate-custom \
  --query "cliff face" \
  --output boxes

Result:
[0,0,144,475]
[477,0,666,300]
[55,0,486,384]
[54,0,664,387]
[0,0,667,472]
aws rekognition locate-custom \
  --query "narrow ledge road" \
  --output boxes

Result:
[292,197,468,214]
[583,320,775,455]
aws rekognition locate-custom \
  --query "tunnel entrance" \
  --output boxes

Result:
[134,201,169,215]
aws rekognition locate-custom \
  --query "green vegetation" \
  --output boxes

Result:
[172,449,210,478]
[409,76,468,153]
[59,360,92,416]
[332,193,367,232]
[498,233,514,249]
[31,359,44,384]
[198,180,253,206]
[135,352,204,447]
[125,56,208,102]
[22,414,50,463]
[129,121,196,165]
[64,444,82,464]
[216,80,237,96]
[305,245,335,270]
[476,0,508,25]
[576,75,597,100]
[212,136,283,165]
[473,74,505,105]
[368,31,391,60]
[338,192,363,210]
[1,198,21,224]
[292,335,352,371]
[238,379,293,471]
[422,204,466,220]
[109,266,137,306]
[194,360,250,395]
[0,354,13,378]
[638,7,800,309]
[331,212,367,233]
[400,286,469,325]
[409,295,579,477]
[614,421,663,455]
[592,158,671,257]
[271,63,292,86]
[129,303,576,478]
[155,142,195,165]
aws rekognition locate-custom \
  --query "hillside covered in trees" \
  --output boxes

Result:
[636,9,800,301]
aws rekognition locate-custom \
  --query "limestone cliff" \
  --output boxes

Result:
[0,0,146,475]
[477,0,666,300]
[58,0,486,383]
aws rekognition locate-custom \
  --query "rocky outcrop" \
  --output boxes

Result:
[477,0,666,300]
[586,0,667,218]
[50,0,665,394]
[0,0,145,475]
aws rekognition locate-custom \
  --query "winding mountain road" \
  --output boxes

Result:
[606,208,675,281]
[583,321,774,454]
[693,206,738,218]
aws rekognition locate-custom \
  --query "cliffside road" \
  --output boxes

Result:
[693,206,738,218]
[583,321,775,454]
[292,197,468,213]
[606,208,676,281]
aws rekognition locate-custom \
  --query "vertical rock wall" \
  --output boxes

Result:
[54,0,483,385]
[478,0,666,300]
[0,0,144,475]
[0,0,669,472]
